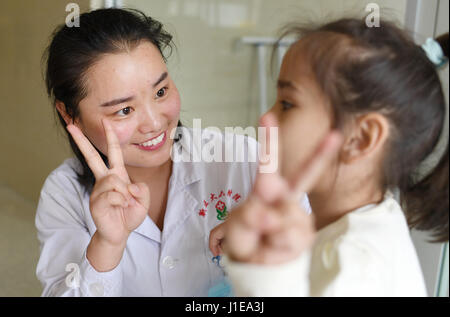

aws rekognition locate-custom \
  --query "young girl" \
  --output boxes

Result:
[35,8,311,297]
[213,18,449,296]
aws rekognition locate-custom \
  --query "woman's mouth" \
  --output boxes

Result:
[134,131,167,151]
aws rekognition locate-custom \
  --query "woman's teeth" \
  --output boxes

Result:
[140,133,164,147]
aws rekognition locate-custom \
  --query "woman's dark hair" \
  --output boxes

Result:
[279,18,449,242]
[44,8,179,192]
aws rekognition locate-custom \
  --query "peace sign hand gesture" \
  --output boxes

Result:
[211,113,342,265]
[67,119,150,247]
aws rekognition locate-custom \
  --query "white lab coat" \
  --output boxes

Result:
[35,127,311,296]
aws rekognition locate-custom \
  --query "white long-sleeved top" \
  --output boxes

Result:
[35,127,311,296]
[224,193,427,297]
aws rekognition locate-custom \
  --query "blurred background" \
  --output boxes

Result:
[0,0,448,296]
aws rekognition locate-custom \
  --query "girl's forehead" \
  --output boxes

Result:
[285,39,311,63]
[281,42,314,79]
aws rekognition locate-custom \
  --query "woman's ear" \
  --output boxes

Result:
[340,113,390,164]
[55,101,74,126]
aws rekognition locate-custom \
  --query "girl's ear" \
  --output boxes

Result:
[55,101,74,126]
[340,113,390,164]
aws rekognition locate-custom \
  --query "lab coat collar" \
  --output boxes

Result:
[170,126,203,188]
[133,127,202,243]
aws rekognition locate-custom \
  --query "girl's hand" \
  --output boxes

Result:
[67,119,150,247]
[222,114,342,265]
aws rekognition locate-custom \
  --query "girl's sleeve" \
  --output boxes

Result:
[222,251,311,297]
[35,171,123,297]
[309,237,387,297]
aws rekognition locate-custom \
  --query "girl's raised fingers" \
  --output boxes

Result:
[254,113,287,204]
[224,220,260,262]
[67,124,108,180]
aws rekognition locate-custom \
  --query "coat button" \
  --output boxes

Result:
[162,256,177,269]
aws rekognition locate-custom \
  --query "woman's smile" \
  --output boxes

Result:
[133,130,167,151]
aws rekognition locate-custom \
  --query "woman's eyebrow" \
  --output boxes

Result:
[99,96,134,108]
[153,72,168,88]
[99,72,168,108]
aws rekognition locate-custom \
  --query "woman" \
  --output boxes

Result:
[37,7,251,297]
[36,7,309,296]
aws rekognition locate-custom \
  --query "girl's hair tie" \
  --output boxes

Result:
[421,38,449,69]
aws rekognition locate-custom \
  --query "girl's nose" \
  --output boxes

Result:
[138,104,163,134]
[261,107,277,123]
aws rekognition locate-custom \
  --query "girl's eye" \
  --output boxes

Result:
[281,100,294,111]
[116,106,132,116]
[156,87,168,98]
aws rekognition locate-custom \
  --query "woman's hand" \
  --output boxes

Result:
[209,222,226,257]
[67,119,150,248]
[220,114,342,265]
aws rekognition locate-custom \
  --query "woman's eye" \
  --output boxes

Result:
[281,100,294,111]
[156,87,168,98]
[116,106,132,116]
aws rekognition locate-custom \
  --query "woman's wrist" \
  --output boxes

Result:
[86,231,128,272]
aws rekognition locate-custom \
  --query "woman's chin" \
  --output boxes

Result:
[125,157,172,170]
[125,142,173,169]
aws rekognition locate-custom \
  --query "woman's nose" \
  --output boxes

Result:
[138,104,163,134]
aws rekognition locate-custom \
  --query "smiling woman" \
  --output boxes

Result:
[57,40,181,177]
[36,7,300,297]
[44,8,177,190]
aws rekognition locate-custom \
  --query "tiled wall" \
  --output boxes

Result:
[0,0,91,203]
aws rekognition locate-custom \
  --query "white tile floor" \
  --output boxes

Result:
[0,184,42,296]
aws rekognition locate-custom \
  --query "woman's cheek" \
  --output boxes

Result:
[112,121,137,145]
[165,90,181,121]
[83,121,109,155]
